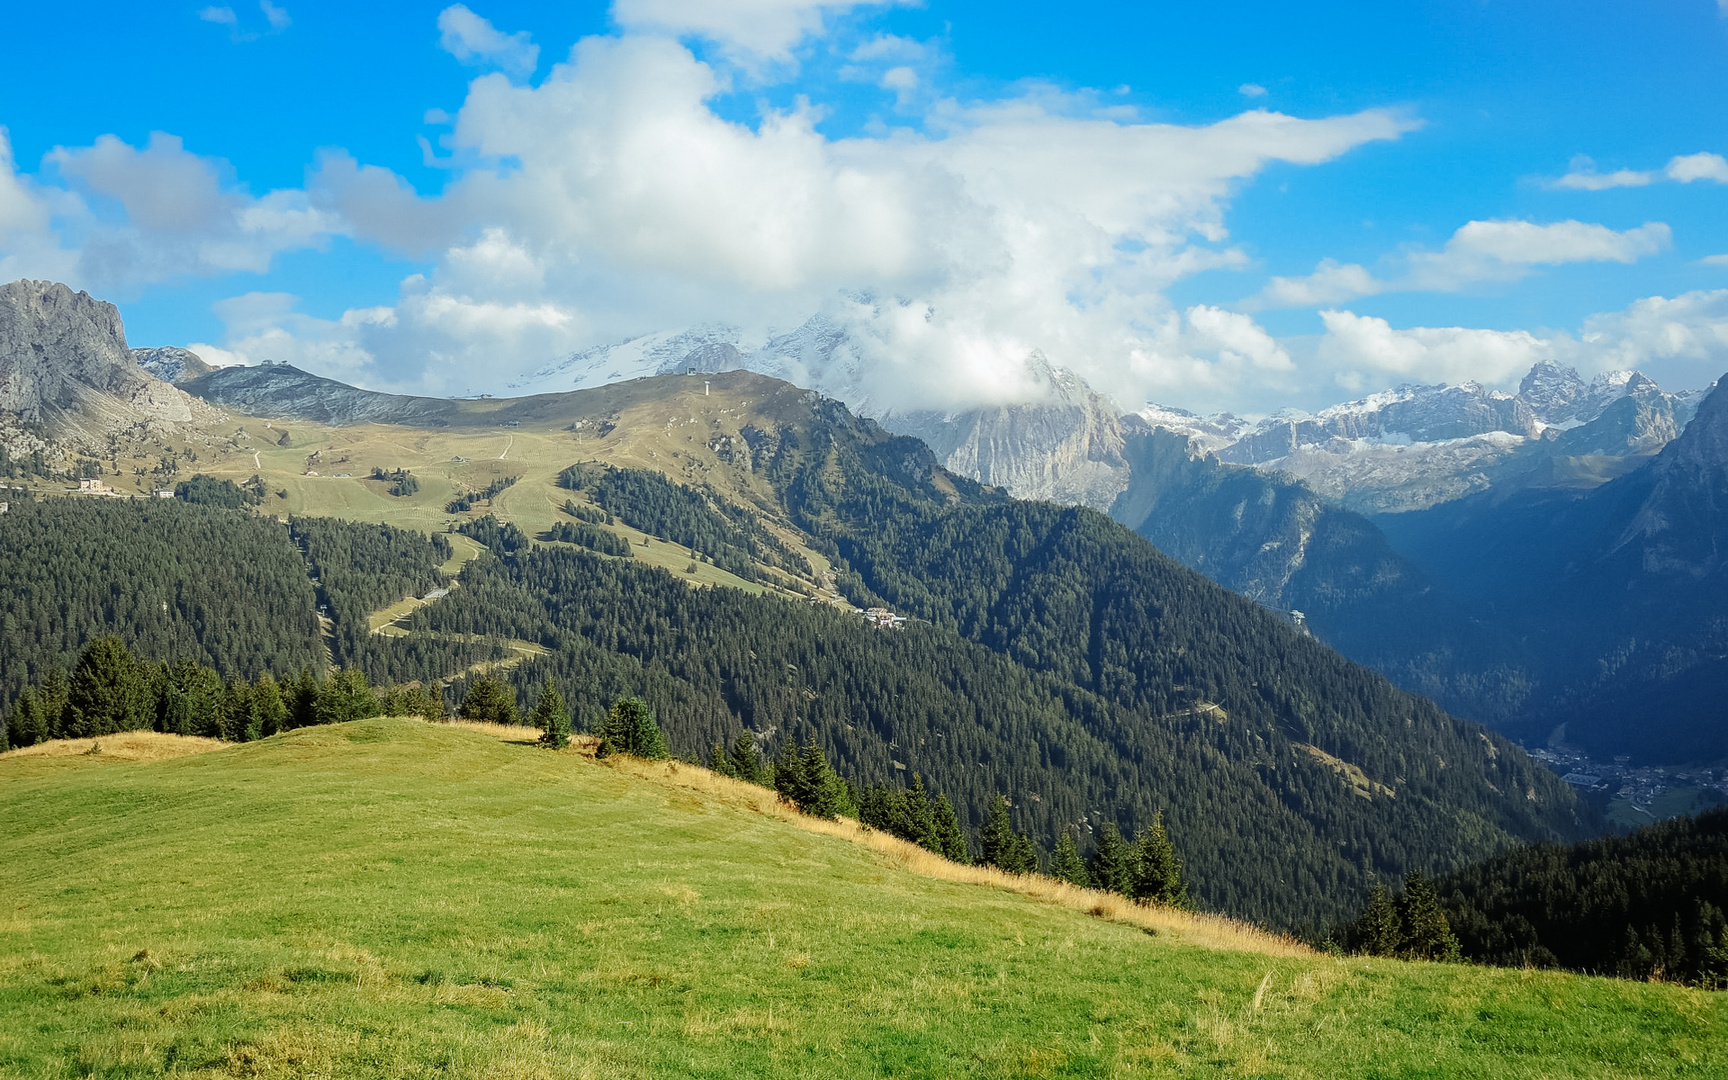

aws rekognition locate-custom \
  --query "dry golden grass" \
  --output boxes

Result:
[441,718,1309,959]
[0,731,227,764]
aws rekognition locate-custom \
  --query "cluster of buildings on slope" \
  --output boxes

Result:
[75,477,175,498]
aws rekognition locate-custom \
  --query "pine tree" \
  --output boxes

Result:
[530,679,571,749]
[220,677,258,742]
[1051,832,1089,887]
[727,733,762,784]
[770,738,802,801]
[314,668,380,726]
[1131,811,1188,907]
[904,773,937,850]
[1087,822,1137,896]
[6,688,48,748]
[595,696,667,759]
[253,673,288,737]
[38,669,69,741]
[287,669,320,730]
[458,674,517,725]
[791,741,848,819]
[979,795,1037,873]
[707,741,733,776]
[65,637,149,738]
[1356,881,1403,958]
[1397,873,1461,962]
[931,793,970,864]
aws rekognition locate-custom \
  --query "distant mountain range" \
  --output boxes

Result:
[7,277,1726,767]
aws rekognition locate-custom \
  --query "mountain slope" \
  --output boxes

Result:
[2,718,1718,1079]
[1377,375,1728,761]
[0,280,213,448]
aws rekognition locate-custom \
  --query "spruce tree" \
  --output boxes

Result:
[253,673,288,737]
[1051,832,1089,887]
[1087,822,1136,896]
[530,679,571,749]
[931,793,970,864]
[1131,811,1188,907]
[595,696,667,759]
[220,677,258,742]
[707,741,733,776]
[287,669,320,729]
[980,795,1037,873]
[727,733,762,784]
[771,739,802,801]
[315,668,380,726]
[6,689,48,748]
[1356,881,1403,958]
[904,773,937,851]
[792,741,848,819]
[458,674,517,724]
[65,637,149,738]
[38,669,69,741]
[1397,873,1461,962]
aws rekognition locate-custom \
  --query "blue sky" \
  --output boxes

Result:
[2,0,1726,412]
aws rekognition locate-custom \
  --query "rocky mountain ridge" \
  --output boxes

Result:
[0,280,219,456]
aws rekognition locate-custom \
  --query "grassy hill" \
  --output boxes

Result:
[2,720,1722,1079]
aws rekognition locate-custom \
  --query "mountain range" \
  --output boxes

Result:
[8,277,1727,769]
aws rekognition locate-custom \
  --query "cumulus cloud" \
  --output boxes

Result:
[1315,291,1728,398]
[613,0,899,65]
[437,5,539,81]
[35,132,340,292]
[1238,83,1267,98]
[1258,219,1670,308]
[1551,152,1728,190]
[277,32,1409,400]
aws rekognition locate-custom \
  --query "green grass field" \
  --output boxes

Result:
[2,720,1723,1079]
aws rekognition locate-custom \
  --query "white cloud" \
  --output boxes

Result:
[260,1,291,31]
[1409,219,1670,287]
[437,5,539,81]
[613,0,900,65]
[1317,310,1550,386]
[1314,291,1728,399]
[282,32,1411,404]
[1665,152,1728,184]
[1261,258,1382,307]
[34,132,341,292]
[1238,83,1267,98]
[1698,254,1728,267]
[1258,219,1670,308]
[1551,151,1728,190]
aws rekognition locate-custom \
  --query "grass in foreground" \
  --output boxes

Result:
[1,719,1722,1079]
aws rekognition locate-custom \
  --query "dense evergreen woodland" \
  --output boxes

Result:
[421,519,1582,928]
[1415,807,1728,986]
[0,384,1608,930]
[0,496,323,710]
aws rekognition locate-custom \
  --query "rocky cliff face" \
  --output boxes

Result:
[0,280,209,444]
[132,346,213,385]
[878,358,1131,509]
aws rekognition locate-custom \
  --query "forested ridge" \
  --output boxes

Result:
[1429,807,1728,985]
[419,520,1586,928]
[0,496,323,708]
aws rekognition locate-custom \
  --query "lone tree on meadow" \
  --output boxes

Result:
[458,674,517,725]
[595,696,667,759]
[530,679,571,749]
